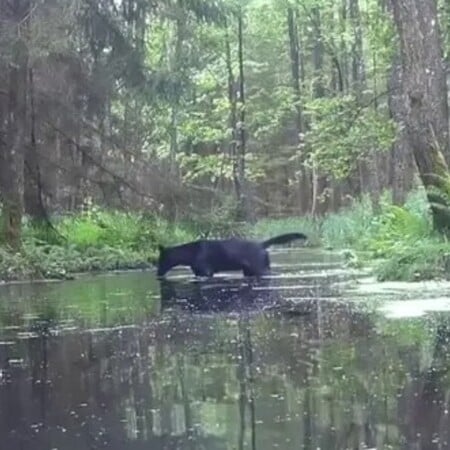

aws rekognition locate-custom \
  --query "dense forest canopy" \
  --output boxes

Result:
[0,0,449,247]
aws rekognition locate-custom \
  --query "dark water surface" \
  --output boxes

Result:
[1,249,450,450]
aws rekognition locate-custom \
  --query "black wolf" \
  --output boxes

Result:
[156,232,307,278]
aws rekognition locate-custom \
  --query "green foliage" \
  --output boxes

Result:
[184,196,247,238]
[334,191,448,280]
[0,247,38,281]
[364,204,432,258]
[363,192,450,281]
[320,195,375,249]
[55,208,194,253]
[178,154,231,182]
[0,208,197,282]
[135,0,399,191]
[303,96,396,178]
[59,210,148,251]
[375,239,450,281]
[248,189,450,281]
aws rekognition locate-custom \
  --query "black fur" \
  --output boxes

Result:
[156,232,307,278]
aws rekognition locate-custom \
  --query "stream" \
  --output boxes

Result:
[1,249,450,450]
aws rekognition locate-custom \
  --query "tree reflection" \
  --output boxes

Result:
[236,312,256,450]
[400,320,450,449]
[1,270,450,449]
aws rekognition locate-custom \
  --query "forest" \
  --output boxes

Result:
[0,0,449,281]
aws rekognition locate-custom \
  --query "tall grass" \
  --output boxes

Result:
[248,189,450,281]
[320,195,375,249]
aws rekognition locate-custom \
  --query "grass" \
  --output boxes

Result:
[356,191,449,281]
[205,188,449,282]
[249,189,450,281]
[320,196,375,249]
[0,208,197,281]
[1,188,449,282]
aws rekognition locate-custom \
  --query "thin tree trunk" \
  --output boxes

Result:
[311,7,328,217]
[339,0,349,93]
[351,0,381,212]
[169,16,183,177]
[166,14,185,220]
[287,6,303,133]
[24,68,48,221]
[349,0,365,91]
[0,37,28,248]
[236,8,251,221]
[287,5,308,214]
[224,19,241,204]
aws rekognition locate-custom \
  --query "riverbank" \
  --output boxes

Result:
[0,190,449,283]
[0,210,195,282]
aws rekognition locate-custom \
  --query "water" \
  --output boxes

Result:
[1,249,450,450]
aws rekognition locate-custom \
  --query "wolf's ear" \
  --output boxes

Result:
[158,245,165,254]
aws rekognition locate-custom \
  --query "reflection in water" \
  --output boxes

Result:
[159,277,290,315]
[0,250,450,449]
[399,322,450,450]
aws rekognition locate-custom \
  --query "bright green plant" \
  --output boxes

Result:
[303,96,396,179]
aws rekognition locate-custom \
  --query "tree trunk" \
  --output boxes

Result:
[236,8,251,221]
[311,7,328,217]
[168,15,184,178]
[287,6,303,134]
[24,68,48,221]
[349,0,366,92]
[387,52,414,205]
[224,19,241,205]
[350,0,382,212]
[390,0,450,233]
[0,38,28,248]
[287,5,310,214]
[339,0,349,93]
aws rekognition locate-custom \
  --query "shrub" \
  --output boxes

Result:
[375,240,450,281]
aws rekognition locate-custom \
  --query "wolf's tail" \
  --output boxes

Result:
[261,232,307,249]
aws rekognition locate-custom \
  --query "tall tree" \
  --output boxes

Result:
[390,0,450,232]
[310,6,328,217]
[0,0,30,248]
[224,18,241,203]
[387,51,414,205]
[286,3,310,214]
[236,6,250,220]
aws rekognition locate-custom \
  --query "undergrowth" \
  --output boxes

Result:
[364,191,450,281]
[0,208,196,281]
[249,189,450,281]
[1,188,449,282]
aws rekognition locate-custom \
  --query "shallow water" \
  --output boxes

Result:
[1,249,450,449]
